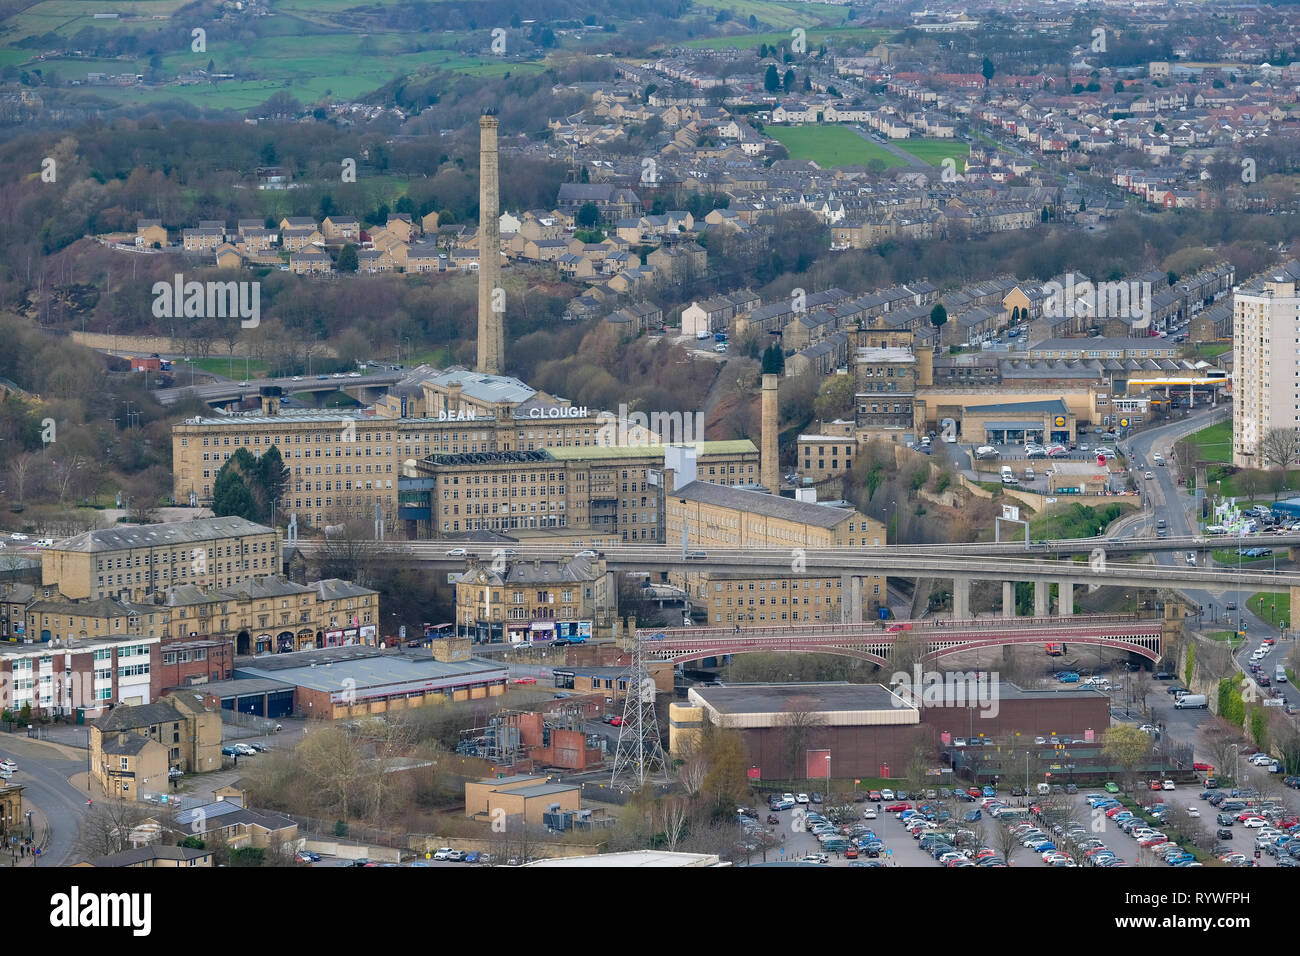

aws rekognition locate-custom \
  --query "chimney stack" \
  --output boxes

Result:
[476,111,504,375]
[761,373,779,493]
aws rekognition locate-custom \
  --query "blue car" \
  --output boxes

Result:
[463,851,481,864]
[982,786,996,797]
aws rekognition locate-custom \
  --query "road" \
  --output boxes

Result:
[1129,406,1300,703]
[0,737,89,865]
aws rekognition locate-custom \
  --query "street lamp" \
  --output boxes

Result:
[825,754,831,800]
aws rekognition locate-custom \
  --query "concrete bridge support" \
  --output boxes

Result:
[841,574,863,623]
[1034,580,1050,618]
[1058,580,1075,617]
[952,575,970,621]
[1002,581,1016,618]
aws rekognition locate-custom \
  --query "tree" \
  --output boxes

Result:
[782,69,795,93]
[697,718,749,815]
[994,814,1021,863]
[260,445,287,517]
[981,56,995,86]
[779,697,825,780]
[337,244,359,273]
[1103,724,1153,793]
[296,723,366,822]
[764,64,779,93]
[761,342,785,375]
[575,203,600,229]
[74,800,150,860]
[929,304,948,330]
[1259,427,1299,472]
[211,465,258,522]
[813,375,855,422]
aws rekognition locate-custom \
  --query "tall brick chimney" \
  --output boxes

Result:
[476,111,504,375]
[761,373,779,493]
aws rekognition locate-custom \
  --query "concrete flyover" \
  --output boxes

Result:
[378,541,1300,592]
[299,540,1300,627]
[156,371,401,407]
[637,614,1165,666]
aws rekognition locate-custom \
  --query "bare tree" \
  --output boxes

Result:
[1131,670,1154,718]
[1199,715,1248,780]
[316,518,391,588]
[655,796,691,851]
[73,800,151,860]
[8,452,40,505]
[673,736,708,799]
[993,814,1021,864]
[778,697,825,781]
[1259,427,1300,473]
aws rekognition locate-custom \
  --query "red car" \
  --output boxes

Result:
[1193,762,1213,772]
[1279,816,1299,829]
[868,790,883,801]
[886,802,912,813]
[512,677,537,685]
[845,848,859,859]
[1149,780,1163,791]
[967,788,981,798]
[609,716,624,726]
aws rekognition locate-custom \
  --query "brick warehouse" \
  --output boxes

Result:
[669,682,1110,781]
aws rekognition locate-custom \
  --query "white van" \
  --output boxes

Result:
[1036,783,1051,795]
[1000,466,1018,485]
[1277,665,1288,684]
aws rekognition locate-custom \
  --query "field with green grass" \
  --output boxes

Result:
[895,139,969,169]
[1183,419,1232,463]
[1194,343,1232,358]
[767,124,905,169]
[405,347,454,368]
[2,1,546,109]
[1248,591,1290,628]
[692,0,853,30]
[685,24,886,50]
[188,357,270,379]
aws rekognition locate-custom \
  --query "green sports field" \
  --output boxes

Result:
[895,139,970,170]
[767,125,906,169]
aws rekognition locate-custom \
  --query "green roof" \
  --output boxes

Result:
[543,440,757,461]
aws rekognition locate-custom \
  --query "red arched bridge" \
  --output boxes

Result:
[637,614,1164,666]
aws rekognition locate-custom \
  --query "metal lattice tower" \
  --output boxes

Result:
[610,633,667,790]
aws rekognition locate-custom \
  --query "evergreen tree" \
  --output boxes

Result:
[929,304,948,329]
[337,244,359,273]
[761,343,785,375]
[764,64,779,93]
